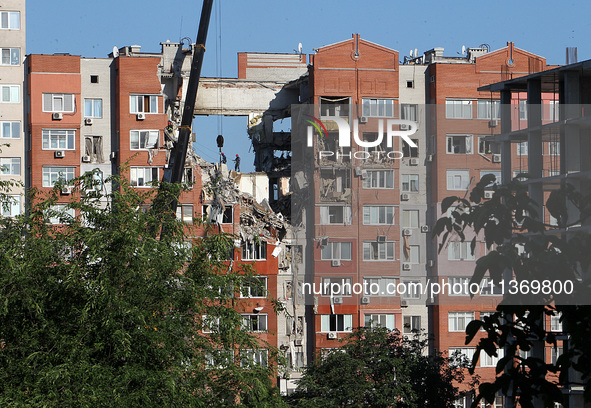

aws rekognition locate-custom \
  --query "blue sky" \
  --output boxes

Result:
[27,0,591,172]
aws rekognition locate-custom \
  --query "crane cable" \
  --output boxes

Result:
[215,0,223,136]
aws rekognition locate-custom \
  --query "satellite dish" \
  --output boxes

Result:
[112,46,119,58]
[298,42,303,54]
[409,49,413,58]
[414,48,418,58]
[461,45,466,55]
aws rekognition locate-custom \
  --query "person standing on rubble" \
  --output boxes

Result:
[233,154,241,172]
[221,152,227,164]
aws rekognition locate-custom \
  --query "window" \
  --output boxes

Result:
[401,280,421,299]
[48,204,75,225]
[321,241,352,261]
[1,85,19,103]
[240,277,267,298]
[1,195,21,217]
[406,245,420,264]
[240,349,268,368]
[402,138,419,157]
[478,136,496,154]
[84,136,104,163]
[205,349,233,368]
[0,121,20,139]
[403,316,421,333]
[319,205,351,225]
[0,157,20,176]
[363,241,395,261]
[182,167,194,186]
[1,48,20,65]
[362,98,394,117]
[90,75,99,84]
[545,100,559,121]
[321,277,352,296]
[517,142,528,155]
[0,11,20,29]
[84,98,102,118]
[480,279,502,295]
[453,396,468,408]
[130,130,159,150]
[481,349,504,367]
[364,314,395,330]
[175,204,193,223]
[363,206,394,225]
[42,129,75,150]
[446,100,473,119]
[222,205,233,223]
[130,167,158,187]
[130,94,158,114]
[241,240,267,261]
[519,100,527,120]
[42,166,74,187]
[401,210,419,228]
[449,348,476,366]
[43,93,74,112]
[448,277,470,296]
[446,170,470,190]
[548,141,560,156]
[362,170,394,189]
[241,314,267,332]
[449,311,475,332]
[550,346,563,365]
[406,80,414,88]
[477,100,500,119]
[480,171,502,187]
[363,277,396,296]
[320,314,352,332]
[401,174,419,192]
[202,315,221,333]
[447,135,473,154]
[400,104,417,122]
[550,312,562,332]
[448,242,475,261]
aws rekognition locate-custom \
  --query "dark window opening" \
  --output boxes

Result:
[90,75,99,84]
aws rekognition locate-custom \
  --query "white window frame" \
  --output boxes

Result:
[446,134,473,154]
[42,129,75,150]
[319,205,352,225]
[241,240,267,261]
[130,130,159,150]
[477,100,500,119]
[362,170,394,189]
[448,241,475,261]
[320,314,353,333]
[407,245,420,264]
[42,93,74,112]
[175,204,193,224]
[401,280,421,299]
[519,100,528,120]
[240,276,267,298]
[479,171,502,187]
[550,312,562,332]
[364,313,395,330]
[1,85,20,103]
[321,277,352,296]
[42,166,74,187]
[1,195,21,217]
[1,47,20,66]
[478,136,494,155]
[0,11,20,29]
[0,121,20,139]
[401,174,419,192]
[517,142,528,156]
[363,277,397,296]
[362,98,394,117]
[363,205,395,225]
[401,209,419,228]
[130,167,158,187]
[363,241,395,261]
[241,314,268,332]
[403,315,421,333]
[446,99,473,119]
[240,349,268,368]
[448,277,470,296]
[0,157,20,176]
[446,170,470,191]
[321,241,352,261]
[480,348,504,367]
[448,311,475,332]
[48,204,75,225]
[130,94,159,114]
[449,347,476,367]
[84,98,103,118]
[205,349,234,368]
[400,103,417,121]
[548,141,560,156]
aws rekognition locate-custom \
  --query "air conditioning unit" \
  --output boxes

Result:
[136,113,146,120]
[401,300,408,307]
[110,151,117,160]
[61,186,72,195]
[361,170,368,179]
[377,235,387,243]
[426,297,435,305]
[360,296,370,304]
[492,154,501,163]
[409,158,419,166]
[427,154,434,162]
[402,229,412,236]
[427,259,434,268]
[484,191,494,199]
[52,112,63,120]
[84,118,93,125]
[332,297,343,304]
[327,332,338,339]
[81,155,91,163]
[420,225,430,233]
[294,339,303,346]
[401,193,410,201]
[354,167,362,176]
[359,116,368,123]
[54,150,65,158]
[402,263,411,271]
[331,259,341,267]
[489,119,498,128]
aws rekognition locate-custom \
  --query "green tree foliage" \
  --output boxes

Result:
[0,175,286,407]
[288,327,465,408]
[435,175,591,407]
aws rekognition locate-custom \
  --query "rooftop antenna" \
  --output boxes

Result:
[409,49,413,58]
[461,45,466,55]
[414,48,418,58]
[298,42,303,54]
[112,46,119,58]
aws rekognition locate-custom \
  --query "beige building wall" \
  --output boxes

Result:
[0,0,25,215]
